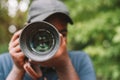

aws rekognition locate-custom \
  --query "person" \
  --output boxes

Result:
[0,0,96,80]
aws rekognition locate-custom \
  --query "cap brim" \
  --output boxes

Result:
[29,12,73,24]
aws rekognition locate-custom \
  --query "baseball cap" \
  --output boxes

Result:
[27,0,73,24]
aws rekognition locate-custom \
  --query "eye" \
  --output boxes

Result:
[62,32,67,37]
[60,29,67,37]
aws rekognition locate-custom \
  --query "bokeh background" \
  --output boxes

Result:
[0,0,120,80]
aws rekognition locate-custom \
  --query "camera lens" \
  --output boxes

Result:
[30,30,54,53]
[20,21,60,61]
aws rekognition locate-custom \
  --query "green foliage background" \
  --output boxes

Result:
[0,0,120,80]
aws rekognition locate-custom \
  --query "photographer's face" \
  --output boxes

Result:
[27,15,68,64]
[45,14,68,39]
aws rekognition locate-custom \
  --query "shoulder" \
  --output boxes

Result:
[0,53,13,79]
[68,51,89,59]
[0,53,13,66]
[68,51,96,80]
[68,51,92,66]
[68,51,93,70]
[0,52,11,59]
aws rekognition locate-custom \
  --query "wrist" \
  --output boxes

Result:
[6,65,25,80]
[12,65,25,75]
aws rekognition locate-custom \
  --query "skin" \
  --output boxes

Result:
[7,14,80,80]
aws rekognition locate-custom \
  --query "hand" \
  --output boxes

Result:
[8,30,26,72]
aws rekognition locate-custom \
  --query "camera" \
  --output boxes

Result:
[19,21,60,62]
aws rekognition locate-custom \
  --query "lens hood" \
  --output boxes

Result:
[20,21,60,62]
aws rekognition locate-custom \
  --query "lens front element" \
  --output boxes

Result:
[31,30,54,53]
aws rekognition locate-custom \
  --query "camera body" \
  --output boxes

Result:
[20,21,60,62]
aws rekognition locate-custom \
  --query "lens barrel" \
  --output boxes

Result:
[20,21,60,62]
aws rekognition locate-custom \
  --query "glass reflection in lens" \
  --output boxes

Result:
[31,30,54,52]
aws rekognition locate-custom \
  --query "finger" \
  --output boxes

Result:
[24,62,42,79]
[10,45,21,53]
[12,38,19,47]
[9,38,20,50]
[10,30,22,42]
[59,33,65,42]
[11,51,25,60]
[59,33,66,47]
[9,30,22,49]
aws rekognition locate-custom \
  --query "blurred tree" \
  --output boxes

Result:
[0,0,11,53]
[0,0,28,53]
[63,0,120,80]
